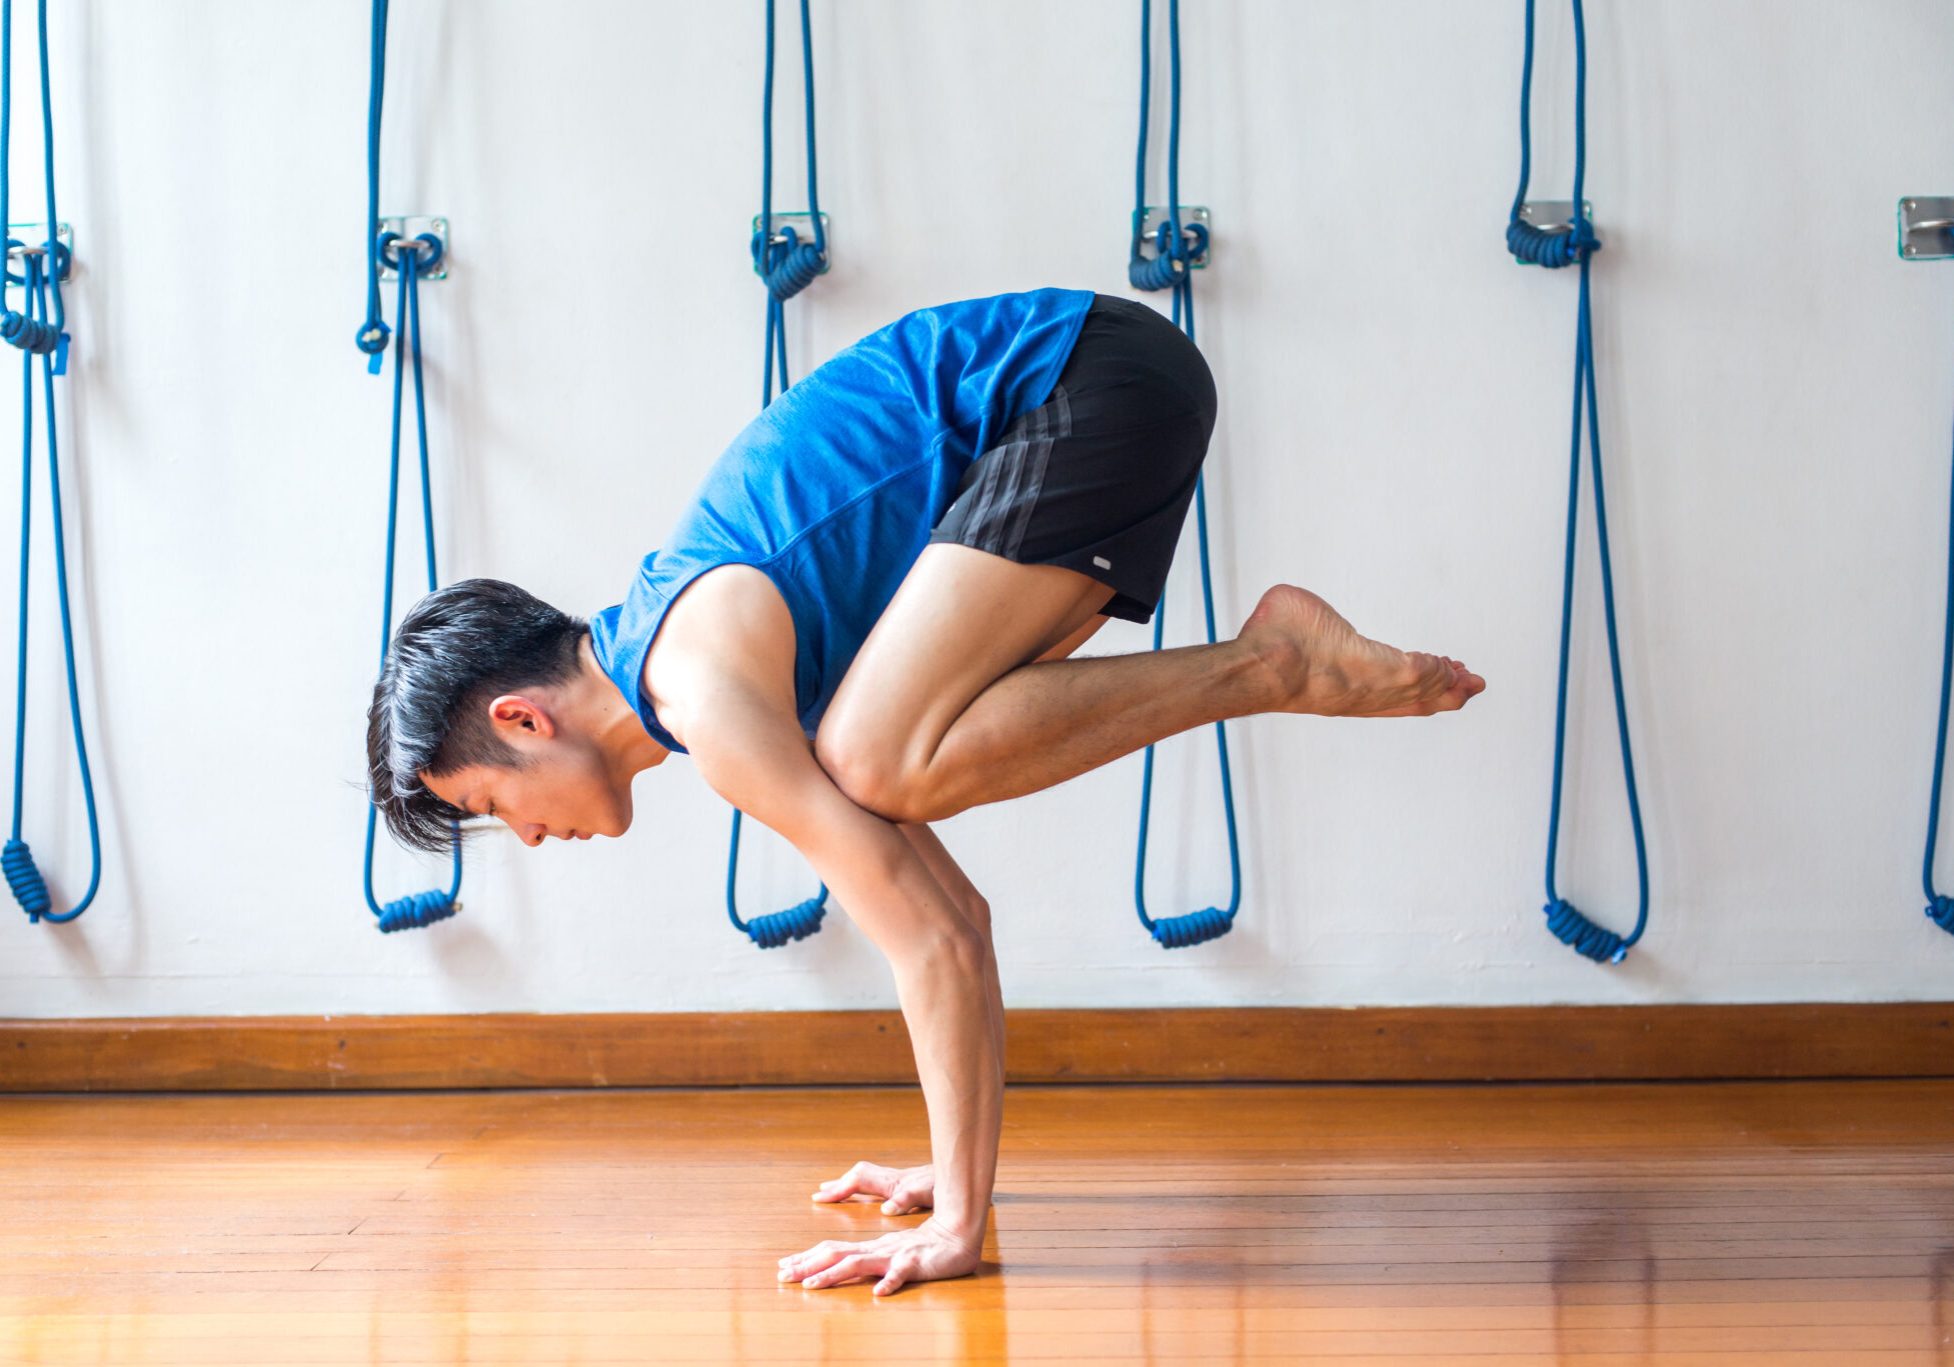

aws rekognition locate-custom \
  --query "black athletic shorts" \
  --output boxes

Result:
[926,292,1218,624]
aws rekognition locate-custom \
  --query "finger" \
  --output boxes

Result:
[802,1252,879,1290]
[812,1161,890,1203]
[777,1239,849,1279]
[881,1182,922,1215]
[875,1252,917,1296]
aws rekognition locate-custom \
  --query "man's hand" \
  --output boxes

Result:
[813,1160,935,1215]
[777,1218,978,1295]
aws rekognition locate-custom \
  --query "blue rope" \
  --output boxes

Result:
[4,0,98,926]
[1510,0,1648,965]
[1923,318,1954,936]
[1128,0,1238,951]
[354,0,390,364]
[356,0,457,933]
[726,0,828,949]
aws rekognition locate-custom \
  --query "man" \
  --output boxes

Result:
[366,287,1484,1296]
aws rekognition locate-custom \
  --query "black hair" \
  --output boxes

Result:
[366,578,588,853]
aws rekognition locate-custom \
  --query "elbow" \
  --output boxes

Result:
[816,737,942,825]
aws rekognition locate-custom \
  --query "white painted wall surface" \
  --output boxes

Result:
[3,0,1950,1016]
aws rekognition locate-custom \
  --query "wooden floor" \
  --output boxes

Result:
[2,1081,1952,1364]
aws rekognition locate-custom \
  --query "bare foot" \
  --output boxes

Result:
[1236,585,1486,718]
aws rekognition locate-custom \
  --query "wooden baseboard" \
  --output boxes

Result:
[1,1003,1948,1091]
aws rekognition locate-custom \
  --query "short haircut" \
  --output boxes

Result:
[366,578,588,853]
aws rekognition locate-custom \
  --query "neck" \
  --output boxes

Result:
[575,633,671,780]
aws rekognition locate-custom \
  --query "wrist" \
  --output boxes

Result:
[924,1208,989,1252]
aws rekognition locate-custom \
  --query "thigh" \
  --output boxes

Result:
[1034,612,1110,664]
[815,542,1115,774]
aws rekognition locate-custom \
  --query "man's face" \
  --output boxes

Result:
[423,745,632,847]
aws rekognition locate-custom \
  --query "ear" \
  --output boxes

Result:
[486,693,557,742]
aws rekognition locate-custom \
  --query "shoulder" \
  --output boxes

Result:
[640,563,796,748]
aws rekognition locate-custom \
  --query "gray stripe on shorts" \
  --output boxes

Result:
[996,383,1067,558]
[966,403,1037,554]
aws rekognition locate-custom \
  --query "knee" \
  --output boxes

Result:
[815,731,932,824]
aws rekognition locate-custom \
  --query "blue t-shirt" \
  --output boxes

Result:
[589,287,1096,754]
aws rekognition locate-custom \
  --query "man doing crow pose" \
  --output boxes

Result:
[366,287,1485,1295]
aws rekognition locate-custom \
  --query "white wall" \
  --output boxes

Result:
[4,0,1951,1017]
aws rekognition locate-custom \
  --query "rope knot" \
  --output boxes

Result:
[0,308,59,354]
[1927,894,1954,935]
[1506,216,1601,268]
[750,225,825,302]
[374,888,458,933]
[1128,219,1209,293]
[744,891,827,949]
[4,838,49,918]
[1150,904,1234,949]
[1544,898,1628,964]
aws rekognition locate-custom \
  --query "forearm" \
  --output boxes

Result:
[891,931,1003,1243]
[978,933,1005,1091]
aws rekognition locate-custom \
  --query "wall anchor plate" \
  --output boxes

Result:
[376,215,448,281]
[1899,198,1954,261]
[5,220,73,275]
[750,211,831,276]
[1519,200,1594,234]
[1136,204,1212,268]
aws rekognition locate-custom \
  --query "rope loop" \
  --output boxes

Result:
[3,838,48,918]
[1154,217,1207,264]
[376,230,444,273]
[374,887,459,933]
[4,237,70,289]
[2,4,102,926]
[1129,0,1242,950]
[722,0,833,947]
[358,3,462,932]
[741,891,828,949]
[1544,898,1628,964]
[750,224,825,301]
[1149,905,1233,949]
[1927,894,1954,936]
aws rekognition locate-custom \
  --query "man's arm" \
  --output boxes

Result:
[682,673,1002,1253]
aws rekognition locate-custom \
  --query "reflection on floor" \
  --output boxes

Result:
[2,1080,1952,1363]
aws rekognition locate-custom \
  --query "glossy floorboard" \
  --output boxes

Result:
[2,1081,1952,1364]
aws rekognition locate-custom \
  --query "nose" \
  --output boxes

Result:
[508,818,545,847]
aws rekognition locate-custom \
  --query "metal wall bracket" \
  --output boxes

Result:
[750,211,831,273]
[5,220,73,275]
[1518,200,1594,236]
[1136,204,1212,268]
[1899,198,1954,261]
[376,215,448,281]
